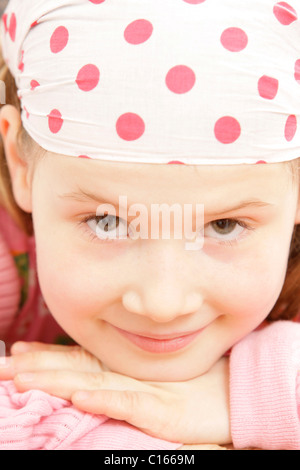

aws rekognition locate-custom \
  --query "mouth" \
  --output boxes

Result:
[111,325,205,354]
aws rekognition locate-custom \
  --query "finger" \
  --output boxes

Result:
[15,370,174,442]
[0,357,14,380]
[11,341,79,355]
[7,348,103,377]
[72,389,167,437]
[14,369,95,400]
[14,368,155,400]
[15,367,156,393]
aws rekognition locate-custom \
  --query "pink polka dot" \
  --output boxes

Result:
[88,0,106,3]
[258,76,279,100]
[183,0,206,3]
[220,28,248,52]
[168,161,185,164]
[23,106,29,119]
[166,65,196,94]
[214,117,241,144]
[8,13,16,42]
[76,64,100,92]
[78,155,91,159]
[50,26,69,53]
[18,50,24,73]
[2,14,8,33]
[30,80,40,90]
[295,60,300,83]
[256,160,267,164]
[48,109,64,134]
[285,115,297,141]
[273,2,297,25]
[116,113,145,141]
[30,20,39,28]
[124,19,153,45]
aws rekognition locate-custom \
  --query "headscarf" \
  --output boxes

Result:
[1,0,300,164]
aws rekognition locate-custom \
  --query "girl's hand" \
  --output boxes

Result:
[0,342,231,446]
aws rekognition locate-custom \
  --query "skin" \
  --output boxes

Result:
[0,104,299,446]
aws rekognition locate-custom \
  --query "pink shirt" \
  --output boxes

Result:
[0,205,299,449]
[230,320,300,450]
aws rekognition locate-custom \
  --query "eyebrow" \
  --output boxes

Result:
[205,199,275,216]
[59,188,121,205]
[58,188,275,215]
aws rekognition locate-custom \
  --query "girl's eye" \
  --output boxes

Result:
[204,218,253,246]
[84,214,129,241]
[80,214,254,246]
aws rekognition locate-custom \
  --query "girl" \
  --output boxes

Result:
[0,0,299,450]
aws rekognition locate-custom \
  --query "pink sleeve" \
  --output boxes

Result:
[0,231,20,336]
[229,321,300,450]
[0,380,181,450]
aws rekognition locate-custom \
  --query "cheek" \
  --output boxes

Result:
[34,232,114,328]
[208,239,289,320]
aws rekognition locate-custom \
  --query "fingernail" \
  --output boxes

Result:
[0,357,12,368]
[12,342,30,354]
[17,373,36,383]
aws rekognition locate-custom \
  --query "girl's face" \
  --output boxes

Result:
[29,154,299,381]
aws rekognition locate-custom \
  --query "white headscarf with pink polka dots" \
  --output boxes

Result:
[1,0,300,164]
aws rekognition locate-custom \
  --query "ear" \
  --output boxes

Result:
[0,105,32,213]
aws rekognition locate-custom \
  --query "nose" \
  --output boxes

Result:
[122,290,203,323]
[122,241,204,323]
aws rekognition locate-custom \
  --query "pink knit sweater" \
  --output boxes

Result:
[0,205,299,450]
[230,321,300,449]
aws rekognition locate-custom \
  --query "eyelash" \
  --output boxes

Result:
[78,215,255,247]
[214,219,254,247]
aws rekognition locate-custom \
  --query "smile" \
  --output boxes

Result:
[112,325,204,354]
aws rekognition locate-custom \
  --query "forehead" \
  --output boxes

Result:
[39,153,291,206]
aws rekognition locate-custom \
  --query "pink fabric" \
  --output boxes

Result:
[0,380,180,450]
[230,321,300,450]
[0,226,20,336]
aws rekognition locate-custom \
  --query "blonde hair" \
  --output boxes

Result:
[0,49,34,235]
[0,49,299,321]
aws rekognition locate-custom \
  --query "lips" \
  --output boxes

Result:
[112,325,204,354]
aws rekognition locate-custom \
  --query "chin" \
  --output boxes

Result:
[106,361,208,382]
